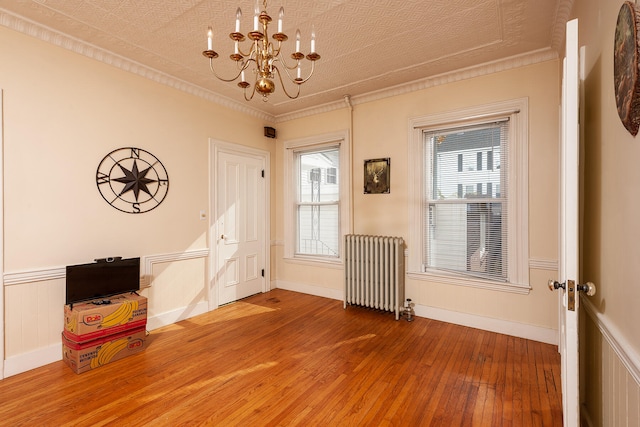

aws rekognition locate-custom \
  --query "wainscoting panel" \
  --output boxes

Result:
[4,278,65,358]
[2,249,210,377]
[141,255,207,326]
[582,298,640,426]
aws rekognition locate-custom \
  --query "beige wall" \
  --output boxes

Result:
[0,26,274,369]
[1,27,272,270]
[571,0,640,425]
[276,60,562,333]
[2,2,637,423]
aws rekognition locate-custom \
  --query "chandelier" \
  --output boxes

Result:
[203,0,320,102]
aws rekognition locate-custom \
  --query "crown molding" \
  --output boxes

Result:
[0,8,275,122]
[275,48,559,122]
[552,0,576,52]
[1,7,561,125]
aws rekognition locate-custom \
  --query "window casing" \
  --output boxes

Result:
[408,99,530,293]
[284,132,351,264]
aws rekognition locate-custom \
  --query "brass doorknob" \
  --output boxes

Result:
[577,282,596,297]
[548,279,596,296]
[548,279,565,291]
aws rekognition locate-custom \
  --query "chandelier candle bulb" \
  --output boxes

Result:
[278,7,283,33]
[295,29,301,52]
[235,7,241,32]
[254,1,259,31]
[311,26,316,53]
[207,27,213,50]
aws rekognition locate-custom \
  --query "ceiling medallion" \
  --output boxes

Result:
[202,0,320,102]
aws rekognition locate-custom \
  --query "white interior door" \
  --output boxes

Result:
[0,89,4,380]
[216,150,266,305]
[554,18,595,426]
[559,18,580,425]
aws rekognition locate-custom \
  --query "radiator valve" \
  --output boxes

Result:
[402,298,414,322]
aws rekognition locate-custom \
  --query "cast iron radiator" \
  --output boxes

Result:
[344,234,405,320]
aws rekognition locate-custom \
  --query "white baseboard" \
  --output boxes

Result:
[2,301,210,378]
[274,280,557,345]
[275,280,343,301]
[146,301,210,331]
[414,304,558,345]
[4,343,62,378]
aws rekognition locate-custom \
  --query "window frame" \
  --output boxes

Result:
[283,131,351,266]
[408,98,530,294]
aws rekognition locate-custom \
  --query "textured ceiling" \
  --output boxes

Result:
[0,0,571,120]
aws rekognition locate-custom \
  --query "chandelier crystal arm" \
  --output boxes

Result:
[204,56,254,83]
[273,65,301,99]
[272,51,299,71]
[242,83,258,101]
[233,44,254,59]
[275,58,317,85]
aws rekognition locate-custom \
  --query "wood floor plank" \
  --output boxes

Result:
[0,289,562,426]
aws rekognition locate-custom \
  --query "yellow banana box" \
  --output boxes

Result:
[64,292,147,342]
[62,326,146,374]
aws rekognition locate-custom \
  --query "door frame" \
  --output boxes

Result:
[0,89,4,380]
[208,139,270,311]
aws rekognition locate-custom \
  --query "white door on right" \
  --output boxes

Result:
[553,18,595,426]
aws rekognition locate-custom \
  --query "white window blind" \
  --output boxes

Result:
[423,120,509,281]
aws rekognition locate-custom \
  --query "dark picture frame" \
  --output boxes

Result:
[364,158,390,194]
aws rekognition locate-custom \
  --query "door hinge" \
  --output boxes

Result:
[261,170,264,178]
[261,268,265,277]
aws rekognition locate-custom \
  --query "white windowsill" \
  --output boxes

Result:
[283,255,343,269]
[407,269,531,295]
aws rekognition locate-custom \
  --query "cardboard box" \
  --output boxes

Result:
[62,326,147,374]
[64,293,147,342]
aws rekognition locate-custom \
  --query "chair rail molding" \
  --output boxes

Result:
[3,248,210,287]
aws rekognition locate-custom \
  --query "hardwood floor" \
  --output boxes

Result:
[0,289,562,426]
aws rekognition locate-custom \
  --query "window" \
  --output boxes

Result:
[297,149,339,256]
[426,121,506,281]
[327,167,337,184]
[408,99,529,293]
[284,132,351,263]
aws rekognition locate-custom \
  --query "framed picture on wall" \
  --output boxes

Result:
[364,158,390,194]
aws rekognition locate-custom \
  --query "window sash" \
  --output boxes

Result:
[423,120,509,281]
[296,202,340,257]
[294,146,340,258]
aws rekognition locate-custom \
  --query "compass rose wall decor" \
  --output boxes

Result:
[96,147,169,213]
